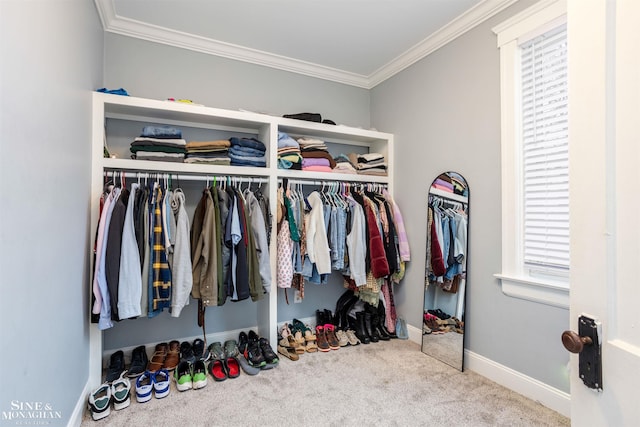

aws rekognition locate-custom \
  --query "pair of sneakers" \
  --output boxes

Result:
[173,359,208,391]
[135,369,170,402]
[88,372,131,421]
[239,330,279,369]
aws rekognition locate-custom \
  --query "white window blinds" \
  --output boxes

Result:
[520,23,569,272]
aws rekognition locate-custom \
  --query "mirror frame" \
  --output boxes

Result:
[422,171,469,371]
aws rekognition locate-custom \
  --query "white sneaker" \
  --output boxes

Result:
[152,369,171,398]
[111,372,131,410]
[135,372,153,403]
[88,383,111,420]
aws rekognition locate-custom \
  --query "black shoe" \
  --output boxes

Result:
[244,332,266,368]
[364,313,379,343]
[192,338,210,361]
[377,303,398,339]
[355,312,370,344]
[373,314,391,341]
[324,309,335,326]
[105,350,125,383]
[180,341,196,364]
[316,309,326,327]
[238,331,249,355]
[128,345,148,378]
[259,338,279,366]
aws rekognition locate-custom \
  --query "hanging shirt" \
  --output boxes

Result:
[148,186,172,317]
[118,183,142,319]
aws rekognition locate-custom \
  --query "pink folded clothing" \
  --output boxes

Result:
[433,183,453,192]
[302,165,333,173]
[302,158,331,168]
[434,178,454,191]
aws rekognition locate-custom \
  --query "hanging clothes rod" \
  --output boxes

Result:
[278,178,388,188]
[103,171,269,184]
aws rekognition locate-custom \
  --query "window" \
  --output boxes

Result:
[493,0,569,308]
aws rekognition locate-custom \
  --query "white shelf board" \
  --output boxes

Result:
[102,157,271,177]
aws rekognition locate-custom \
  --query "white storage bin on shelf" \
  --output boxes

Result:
[88,92,394,389]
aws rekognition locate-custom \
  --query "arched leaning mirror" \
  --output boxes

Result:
[422,171,469,371]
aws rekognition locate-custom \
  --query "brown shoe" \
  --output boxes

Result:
[315,325,330,352]
[324,324,340,350]
[163,340,180,371]
[147,342,168,372]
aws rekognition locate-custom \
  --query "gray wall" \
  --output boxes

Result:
[101,34,371,350]
[0,0,104,424]
[370,0,570,393]
[105,34,371,129]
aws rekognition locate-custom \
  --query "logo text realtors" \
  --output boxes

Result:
[2,401,62,423]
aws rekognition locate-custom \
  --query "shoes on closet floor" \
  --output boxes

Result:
[173,361,193,392]
[207,342,225,361]
[152,369,171,398]
[179,341,196,364]
[334,329,349,347]
[88,383,111,421]
[192,360,208,389]
[192,338,210,362]
[105,350,125,383]
[111,372,131,410]
[345,329,360,346]
[277,345,299,361]
[127,345,148,378]
[324,324,340,350]
[245,331,266,368]
[259,337,279,369]
[315,325,330,352]
[147,342,168,372]
[135,372,153,403]
[163,340,180,371]
[209,359,228,382]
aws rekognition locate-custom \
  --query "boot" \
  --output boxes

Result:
[316,309,326,327]
[364,312,379,343]
[377,302,397,339]
[372,314,390,341]
[354,312,370,344]
[324,309,336,326]
[338,295,359,330]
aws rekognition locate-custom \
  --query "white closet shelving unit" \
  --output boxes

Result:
[88,92,394,388]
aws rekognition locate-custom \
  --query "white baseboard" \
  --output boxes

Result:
[464,350,571,418]
[68,379,92,427]
[407,323,423,344]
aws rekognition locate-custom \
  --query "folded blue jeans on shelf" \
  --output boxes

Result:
[141,125,182,139]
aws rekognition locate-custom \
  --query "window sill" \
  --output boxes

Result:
[494,274,569,309]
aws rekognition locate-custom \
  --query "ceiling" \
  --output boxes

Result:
[95,0,517,88]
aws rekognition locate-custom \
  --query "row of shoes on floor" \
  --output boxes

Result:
[276,305,398,361]
[423,309,464,334]
[88,331,279,421]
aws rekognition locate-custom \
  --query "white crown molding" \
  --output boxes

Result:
[95,0,518,89]
[368,0,519,87]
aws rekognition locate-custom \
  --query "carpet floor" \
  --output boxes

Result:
[82,339,569,426]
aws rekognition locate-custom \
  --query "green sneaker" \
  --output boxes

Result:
[192,360,207,389]
[173,361,192,391]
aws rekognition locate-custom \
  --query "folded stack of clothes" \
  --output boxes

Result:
[277,132,302,170]
[332,154,358,174]
[298,137,335,173]
[184,140,231,165]
[435,172,468,197]
[352,152,387,176]
[229,137,266,167]
[130,125,186,162]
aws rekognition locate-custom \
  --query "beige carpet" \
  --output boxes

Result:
[82,339,569,426]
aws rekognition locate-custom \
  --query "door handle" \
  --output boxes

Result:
[562,314,602,391]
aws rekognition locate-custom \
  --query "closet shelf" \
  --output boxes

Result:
[101,93,271,132]
[277,168,388,184]
[102,157,271,177]
[429,188,468,203]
